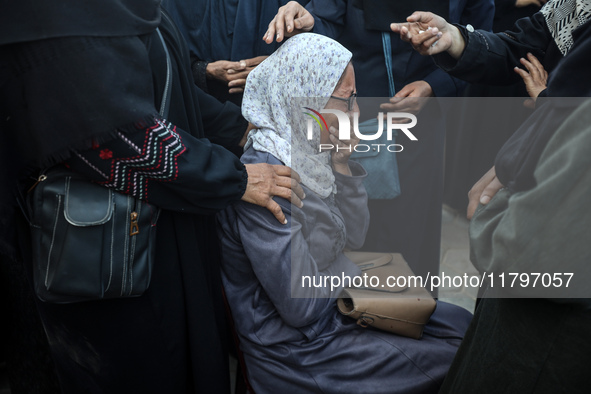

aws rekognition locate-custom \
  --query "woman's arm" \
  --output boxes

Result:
[229,192,361,329]
[66,117,248,214]
[67,117,303,222]
[391,11,553,85]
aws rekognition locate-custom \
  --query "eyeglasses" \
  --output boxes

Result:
[330,92,357,112]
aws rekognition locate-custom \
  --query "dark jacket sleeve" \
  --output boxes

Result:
[426,0,495,96]
[190,56,209,93]
[307,0,347,39]
[434,12,553,85]
[66,117,247,214]
[194,86,248,151]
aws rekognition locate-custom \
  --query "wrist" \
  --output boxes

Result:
[447,25,466,59]
[191,60,210,90]
[332,161,352,176]
[205,63,216,79]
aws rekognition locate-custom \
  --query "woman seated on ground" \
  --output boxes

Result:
[217,33,472,394]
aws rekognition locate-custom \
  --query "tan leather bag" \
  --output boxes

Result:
[337,252,436,339]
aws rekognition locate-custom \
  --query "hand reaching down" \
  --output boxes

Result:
[514,52,548,108]
[263,1,314,44]
[242,164,305,224]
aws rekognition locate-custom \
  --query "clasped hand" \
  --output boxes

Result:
[206,55,269,94]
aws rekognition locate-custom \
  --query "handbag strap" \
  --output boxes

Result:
[381,32,396,97]
[155,27,172,118]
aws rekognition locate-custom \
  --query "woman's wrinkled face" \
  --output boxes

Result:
[321,63,358,144]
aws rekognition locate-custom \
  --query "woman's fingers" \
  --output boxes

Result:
[520,57,541,80]
[263,2,312,43]
[274,174,305,203]
[467,166,503,219]
[265,199,287,224]
[514,66,532,82]
[527,52,543,70]
[242,164,305,224]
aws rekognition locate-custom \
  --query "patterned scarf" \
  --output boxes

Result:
[242,33,352,198]
[541,0,591,55]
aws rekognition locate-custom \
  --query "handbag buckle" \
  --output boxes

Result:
[130,212,139,236]
[357,315,374,328]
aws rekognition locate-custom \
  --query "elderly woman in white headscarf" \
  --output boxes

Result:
[217,33,472,394]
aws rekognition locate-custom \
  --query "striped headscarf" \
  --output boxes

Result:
[541,0,591,55]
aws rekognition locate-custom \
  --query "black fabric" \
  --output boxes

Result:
[2,7,248,394]
[440,19,591,394]
[0,254,61,394]
[154,11,248,153]
[436,10,580,209]
[440,298,591,393]
[435,12,559,86]
[0,35,158,258]
[0,0,160,259]
[442,0,540,211]
[493,0,540,32]
[354,0,449,32]
[2,36,157,170]
[363,101,444,290]
[443,95,534,211]
[495,19,591,192]
[0,0,160,45]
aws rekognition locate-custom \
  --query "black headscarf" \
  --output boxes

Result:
[0,0,161,45]
[0,1,162,258]
[495,19,591,193]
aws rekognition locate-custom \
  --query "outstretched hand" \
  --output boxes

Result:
[390,11,465,59]
[263,1,314,44]
[379,81,433,115]
[242,163,305,224]
[514,52,548,108]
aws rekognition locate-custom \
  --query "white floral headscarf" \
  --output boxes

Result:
[242,33,352,198]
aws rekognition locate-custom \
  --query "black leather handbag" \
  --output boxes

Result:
[29,169,160,303]
[26,27,171,303]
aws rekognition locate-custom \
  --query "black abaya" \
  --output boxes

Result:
[2,7,249,394]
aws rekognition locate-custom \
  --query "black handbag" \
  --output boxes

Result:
[26,28,171,303]
[29,169,160,303]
